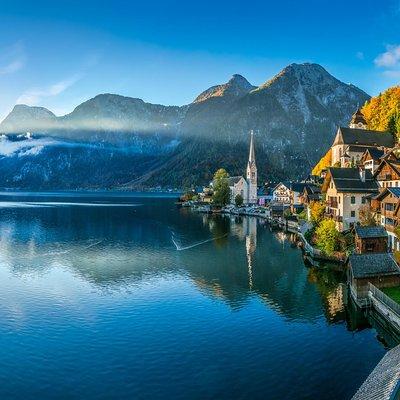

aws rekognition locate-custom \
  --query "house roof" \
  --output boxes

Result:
[325,168,379,193]
[334,127,394,147]
[354,225,388,239]
[363,148,385,161]
[374,187,400,201]
[352,344,400,400]
[349,253,400,279]
[373,159,400,179]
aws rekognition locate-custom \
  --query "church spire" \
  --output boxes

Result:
[246,130,258,204]
[248,130,256,165]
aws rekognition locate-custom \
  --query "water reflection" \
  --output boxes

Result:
[0,193,397,400]
[0,194,397,337]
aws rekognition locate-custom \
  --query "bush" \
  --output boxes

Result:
[315,219,340,255]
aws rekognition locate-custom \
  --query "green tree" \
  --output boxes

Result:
[315,219,340,255]
[235,193,243,207]
[309,201,326,226]
[212,168,230,206]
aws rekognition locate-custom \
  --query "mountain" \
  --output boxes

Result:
[0,63,370,189]
[193,74,256,103]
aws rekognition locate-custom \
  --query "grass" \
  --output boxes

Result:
[382,287,400,304]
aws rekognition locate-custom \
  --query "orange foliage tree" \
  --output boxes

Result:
[312,148,332,176]
[361,86,400,139]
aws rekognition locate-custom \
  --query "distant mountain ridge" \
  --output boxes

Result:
[0,63,370,189]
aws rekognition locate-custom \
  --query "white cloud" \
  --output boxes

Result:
[383,70,400,78]
[356,51,364,60]
[17,73,84,105]
[0,41,25,75]
[375,44,400,67]
[0,60,24,75]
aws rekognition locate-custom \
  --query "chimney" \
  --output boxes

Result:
[360,169,366,182]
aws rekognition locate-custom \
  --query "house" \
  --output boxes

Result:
[348,253,400,307]
[272,182,308,205]
[373,158,400,189]
[361,148,385,174]
[330,109,394,166]
[227,131,258,205]
[374,187,400,250]
[257,186,273,206]
[272,182,291,204]
[354,225,388,254]
[300,184,322,220]
[322,168,379,231]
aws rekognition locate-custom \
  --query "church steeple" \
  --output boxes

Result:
[246,130,258,204]
[248,130,256,165]
[349,108,367,129]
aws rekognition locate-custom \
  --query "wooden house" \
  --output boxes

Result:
[354,225,388,254]
[348,253,400,307]
[374,187,400,251]
[361,147,385,174]
[373,159,400,189]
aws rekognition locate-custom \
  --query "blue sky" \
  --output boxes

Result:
[0,0,399,120]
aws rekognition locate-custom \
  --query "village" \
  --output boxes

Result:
[182,108,400,342]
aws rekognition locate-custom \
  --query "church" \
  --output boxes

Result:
[228,131,258,205]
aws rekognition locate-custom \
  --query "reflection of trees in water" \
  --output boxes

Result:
[307,268,346,323]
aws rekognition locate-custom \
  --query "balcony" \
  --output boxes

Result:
[327,200,338,208]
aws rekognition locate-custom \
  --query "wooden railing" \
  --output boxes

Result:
[368,283,400,317]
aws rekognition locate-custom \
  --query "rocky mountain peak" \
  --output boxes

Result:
[0,104,57,133]
[193,74,256,103]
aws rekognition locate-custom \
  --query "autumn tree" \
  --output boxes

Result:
[309,201,326,226]
[312,148,332,176]
[361,86,400,140]
[315,219,340,255]
[212,168,230,206]
[358,204,376,226]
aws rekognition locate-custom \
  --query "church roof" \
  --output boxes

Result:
[333,127,394,148]
[227,176,244,186]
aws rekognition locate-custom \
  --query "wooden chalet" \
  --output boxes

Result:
[373,158,400,189]
[361,147,385,174]
[354,225,388,254]
[374,187,400,251]
[348,253,400,306]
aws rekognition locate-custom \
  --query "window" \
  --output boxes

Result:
[361,197,365,204]
[351,211,355,218]
[351,196,355,204]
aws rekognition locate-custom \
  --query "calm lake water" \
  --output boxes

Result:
[0,192,394,399]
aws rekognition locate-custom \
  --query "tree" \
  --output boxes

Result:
[212,168,230,206]
[312,149,332,176]
[235,193,243,207]
[358,204,376,226]
[309,201,326,226]
[315,219,340,255]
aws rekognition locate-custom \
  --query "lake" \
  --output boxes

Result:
[0,192,394,399]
